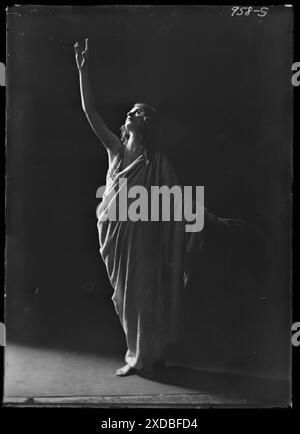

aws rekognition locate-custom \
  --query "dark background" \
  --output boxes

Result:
[6,5,292,381]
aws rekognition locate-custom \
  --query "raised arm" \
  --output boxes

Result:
[74,38,122,163]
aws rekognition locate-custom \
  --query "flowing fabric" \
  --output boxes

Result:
[96,148,202,372]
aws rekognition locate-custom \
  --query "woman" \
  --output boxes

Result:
[74,38,246,377]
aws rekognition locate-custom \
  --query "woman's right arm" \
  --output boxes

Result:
[74,38,122,162]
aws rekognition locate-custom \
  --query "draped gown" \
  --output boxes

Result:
[96,148,203,373]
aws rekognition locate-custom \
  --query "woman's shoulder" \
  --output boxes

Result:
[151,151,170,165]
[150,151,178,183]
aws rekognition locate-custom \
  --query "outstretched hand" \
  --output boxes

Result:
[74,38,89,71]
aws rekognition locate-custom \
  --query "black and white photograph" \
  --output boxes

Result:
[4,4,293,407]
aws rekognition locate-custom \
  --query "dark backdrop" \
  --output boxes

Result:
[6,5,292,380]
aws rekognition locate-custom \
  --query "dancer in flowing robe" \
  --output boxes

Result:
[96,147,202,376]
[74,38,246,376]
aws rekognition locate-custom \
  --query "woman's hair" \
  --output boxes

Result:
[120,103,158,149]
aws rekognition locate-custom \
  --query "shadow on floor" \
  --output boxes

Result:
[138,365,290,406]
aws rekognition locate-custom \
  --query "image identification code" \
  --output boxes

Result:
[100,418,199,430]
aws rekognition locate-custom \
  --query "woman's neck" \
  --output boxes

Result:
[126,132,145,155]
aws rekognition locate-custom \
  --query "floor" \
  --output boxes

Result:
[4,343,290,407]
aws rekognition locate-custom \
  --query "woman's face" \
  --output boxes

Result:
[125,105,149,131]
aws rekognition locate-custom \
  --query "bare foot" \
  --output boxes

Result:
[115,364,136,377]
